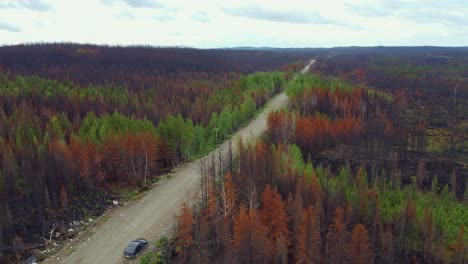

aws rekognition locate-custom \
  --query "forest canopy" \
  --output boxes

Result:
[0,44,312,262]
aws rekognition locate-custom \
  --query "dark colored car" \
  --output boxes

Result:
[123,238,148,259]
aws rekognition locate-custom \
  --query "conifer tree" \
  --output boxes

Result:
[326,207,350,263]
[348,224,374,264]
[260,185,289,247]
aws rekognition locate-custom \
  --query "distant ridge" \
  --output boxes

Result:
[221,46,468,57]
[222,46,326,51]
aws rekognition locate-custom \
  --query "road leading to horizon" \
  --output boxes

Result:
[50,59,315,264]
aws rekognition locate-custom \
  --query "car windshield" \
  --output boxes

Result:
[125,242,140,253]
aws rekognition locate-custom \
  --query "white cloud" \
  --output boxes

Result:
[223,5,337,25]
[191,11,210,23]
[101,0,164,8]
[0,0,52,11]
[0,0,466,47]
[0,22,20,32]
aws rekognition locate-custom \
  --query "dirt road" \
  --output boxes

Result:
[49,60,315,264]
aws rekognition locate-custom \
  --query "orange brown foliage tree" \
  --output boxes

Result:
[260,185,290,247]
[326,207,350,264]
[232,205,272,264]
[221,172,238,219]
[295,206,322,264]
[348,224,374,264]
[176,203,193,256]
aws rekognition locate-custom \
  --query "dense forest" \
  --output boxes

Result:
[1,45,467,263]
[0,44,316,85]
[165,56,468,263]
[0,44,313,262]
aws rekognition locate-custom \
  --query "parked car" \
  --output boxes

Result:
[123,238,148,259]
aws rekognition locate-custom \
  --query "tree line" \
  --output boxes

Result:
[0,43,316,87]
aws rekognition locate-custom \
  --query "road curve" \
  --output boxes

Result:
[50,60,315,264]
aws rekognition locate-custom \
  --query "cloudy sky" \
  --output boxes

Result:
[0,0,467,48]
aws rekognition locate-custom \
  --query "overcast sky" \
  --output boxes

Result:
[0,0,467,48]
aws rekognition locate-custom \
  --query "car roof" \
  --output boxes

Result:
[129,241,140,247]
